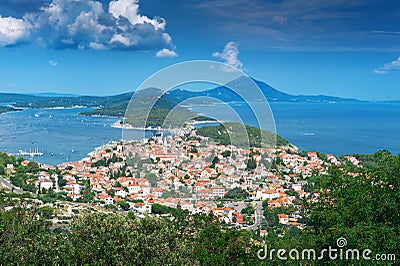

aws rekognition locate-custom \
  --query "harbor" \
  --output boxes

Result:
[17,147,44,157]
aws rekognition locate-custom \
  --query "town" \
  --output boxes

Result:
[0,127,363,234]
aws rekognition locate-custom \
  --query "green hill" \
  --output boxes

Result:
[196,122,289,148]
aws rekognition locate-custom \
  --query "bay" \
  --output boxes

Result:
[0,102,399,166]
[0,108,122,165]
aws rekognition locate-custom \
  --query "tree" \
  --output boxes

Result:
[222,150,231,158]
[210,156,220,168]
[246,157,257,171]
[145,173,158,187]
[37,206,54,219]
[125,211,136,221]
[241,206,255,215]
[308,160,400,262]
[225,188,248,199]
[118,201,130,211]
[81,181,94,203]
[58,175,67,188]
[0,164,5,175]
[27,161,40,173]
[0,205,260,265]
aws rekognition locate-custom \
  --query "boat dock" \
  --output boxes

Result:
[18,147,44,157]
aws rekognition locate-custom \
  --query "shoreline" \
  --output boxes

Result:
[111,120,220,130]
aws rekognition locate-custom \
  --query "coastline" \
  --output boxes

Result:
[111,120,220,130]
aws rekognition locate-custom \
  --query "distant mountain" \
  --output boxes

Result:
[29,92,78,97]
[0,92,133,108]
[0,77,364,114]
[163,77,362,104]
[80,88,176,118]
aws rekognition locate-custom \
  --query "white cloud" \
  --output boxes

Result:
[0,16,30,46]
[156,48,178,58]
[213,41,243,70]
[48,60,58,66]
[0,0,174,51]
[108,0,165,30]
[110,34,131,46]
[374,57,400,74]
[89,41,106,50]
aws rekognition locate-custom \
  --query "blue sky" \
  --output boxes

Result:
[0,0,399,100]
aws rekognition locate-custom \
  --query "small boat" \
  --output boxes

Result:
[18,147,44,157]
[34,114,39,118]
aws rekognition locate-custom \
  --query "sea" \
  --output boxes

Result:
[0,103,399,165]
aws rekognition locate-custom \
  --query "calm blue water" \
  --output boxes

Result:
[0,108,122,165]
[0,103,399,165]
[271,102,400,155]
[192,102,400,156]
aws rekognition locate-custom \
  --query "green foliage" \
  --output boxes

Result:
[91,158,107,168]
[125,211,136,221]
[316,151,327,162]
[246,157,257,171]
[80,181,94,203]
[117,201,130,211]
[0,206,261,265]
[10,174,26,188]
[225,187,248,199]
[210,156,220,168]
[196,122,289,148]
[151,203,176,215]
[308,162,400,262]
[241,205,255,215]
[27,162,40,173]
[0,152,17,166]
[222,150,231,157]
[36,206,54,219]
[261,205,283,229]
[57,176,67,188]
[144,173,158,187]
[352,149,393,169]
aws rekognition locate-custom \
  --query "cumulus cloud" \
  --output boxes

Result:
[0,0,174,51]
[213,41,243,70]
[109,0,165,30]
[156,48,177,58]
[374,57,400,74]
[0,16,30,46]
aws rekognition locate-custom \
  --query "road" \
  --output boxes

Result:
[248,201,263,230]
[0,176,23,194]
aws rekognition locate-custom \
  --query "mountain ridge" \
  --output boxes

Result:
[0,78,374,112]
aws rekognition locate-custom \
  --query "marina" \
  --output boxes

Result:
[18,147,44,157]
